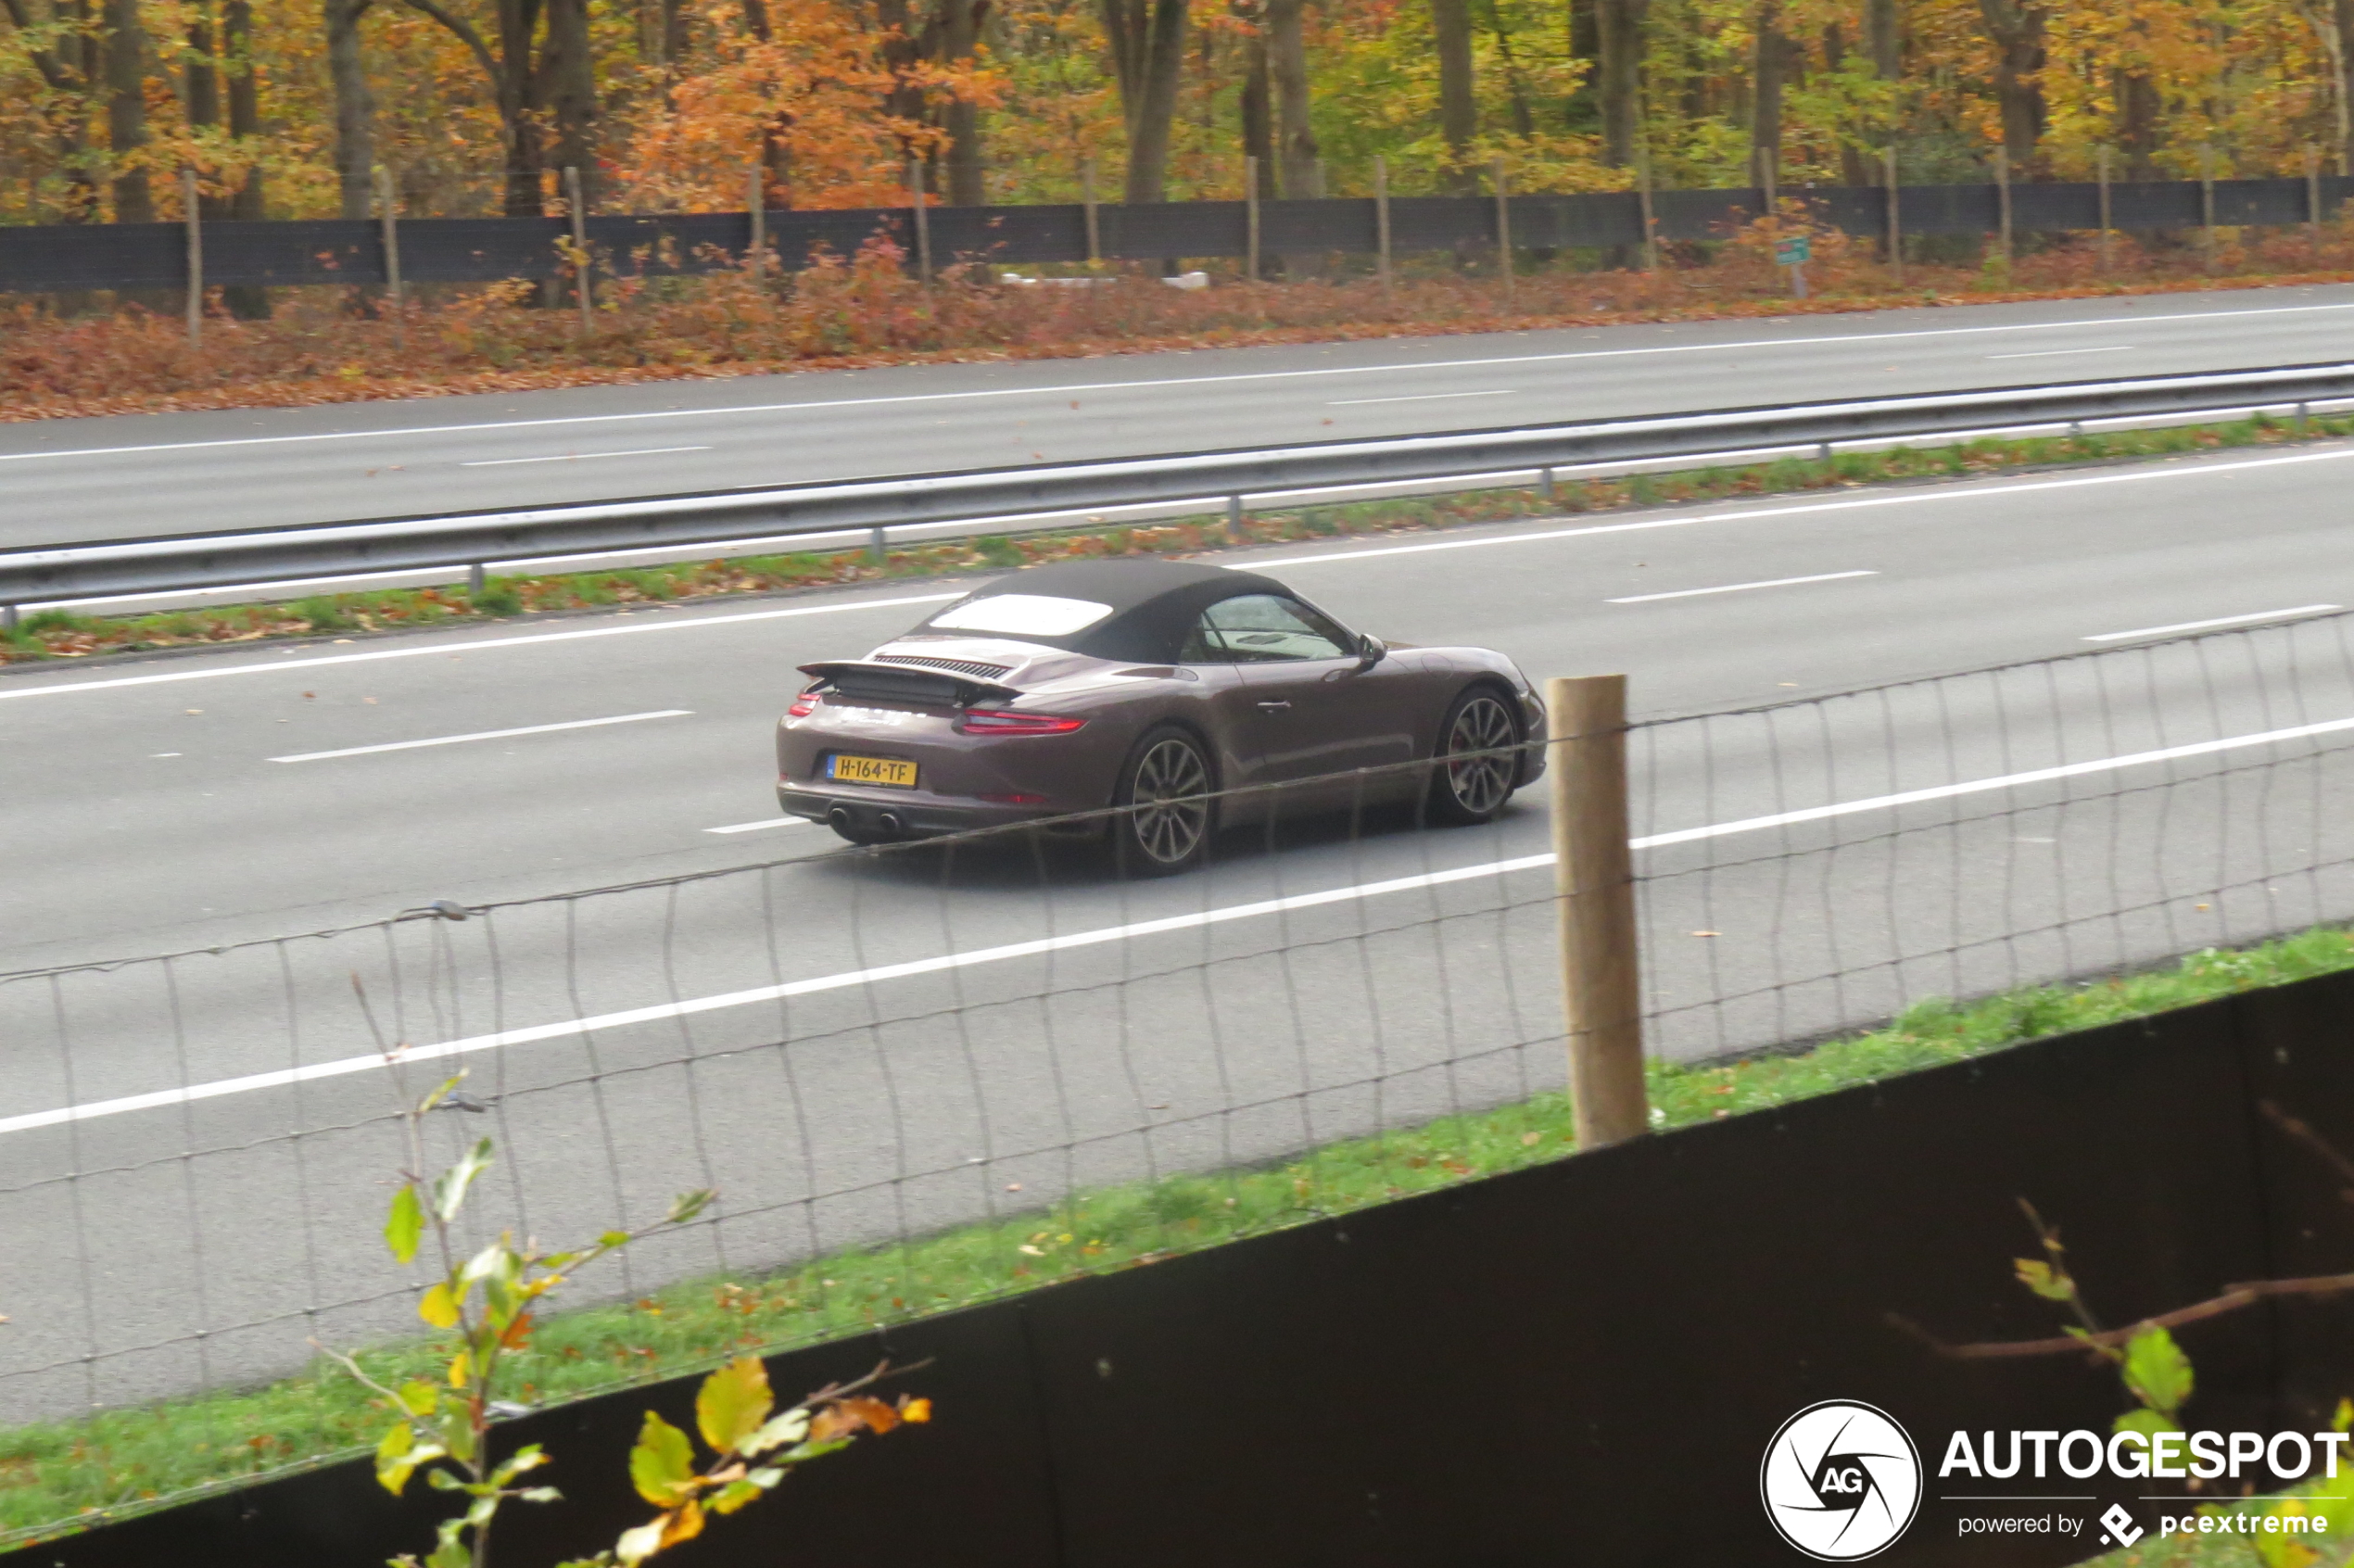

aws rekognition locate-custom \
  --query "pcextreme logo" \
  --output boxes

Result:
[1761,1401,1925,1561]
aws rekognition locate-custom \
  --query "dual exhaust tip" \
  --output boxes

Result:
[828,804,905,838]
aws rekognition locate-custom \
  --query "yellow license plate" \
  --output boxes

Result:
[829,753,918,789]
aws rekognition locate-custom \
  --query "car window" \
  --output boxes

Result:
[1185,594,1352,664]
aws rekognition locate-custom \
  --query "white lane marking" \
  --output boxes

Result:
[705,816,808,834]
[270,709,691,762]
[2082,604,2344,642]
[0,592,963,703]
[460,446,713,468]
[18,708,2354,1135]
[1606,569,1877,604]
[1248,442,2354,570]
[9,300,2354,464]
[1328,390,1517,406]
[1985,347,2137,360]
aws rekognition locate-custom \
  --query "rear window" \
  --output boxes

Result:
[929,593,1115,637]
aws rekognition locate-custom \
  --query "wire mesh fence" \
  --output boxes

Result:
[7,607,2354,1533]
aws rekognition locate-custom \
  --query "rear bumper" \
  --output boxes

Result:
[777,778,1090,839]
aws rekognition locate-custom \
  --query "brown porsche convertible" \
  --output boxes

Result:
[775,559,1547,873]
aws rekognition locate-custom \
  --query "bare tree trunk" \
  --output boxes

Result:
[492,0,545,216]
[101,0,151,221]
[221,0,269,314]
[1977,0,2046,174]
[186,2,221,155]
[545,0,597,206]
[1266,0,1316,197]
[1101,0,1187,201]
[1239,8,1271,187]
[1595,0,1645,169]
[1865,0,1898,78]
[1431,0,1476,192]
[2331,0,2354,173]
[324,0,375,220]
[1750,0,1791,199]
[939,0,986,203]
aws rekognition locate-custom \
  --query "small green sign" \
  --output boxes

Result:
[1774,234,1813,267]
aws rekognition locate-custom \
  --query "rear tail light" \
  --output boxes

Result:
[958,708,1085,736]
[787,689,821,718]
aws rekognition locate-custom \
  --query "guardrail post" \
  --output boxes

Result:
[183,168,203,348]
[467,563,486,595]
[867,526,888,564]
[1373,156,1392,299]
[2,604,17,635]
[1226,495,1247,543]
[1538,465,1555,501]
[1546,674,1648,1150]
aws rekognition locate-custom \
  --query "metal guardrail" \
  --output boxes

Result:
[5,359,2353,620]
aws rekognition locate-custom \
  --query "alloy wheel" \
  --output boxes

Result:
[1443,694,1518,816]
[1129,736,1210,865]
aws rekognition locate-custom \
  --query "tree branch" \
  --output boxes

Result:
[395,0,501,96]
[1892,1270,2354,1359]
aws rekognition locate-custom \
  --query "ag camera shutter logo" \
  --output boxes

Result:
[1761,1400,1923,1560]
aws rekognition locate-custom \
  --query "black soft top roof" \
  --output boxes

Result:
[915,560,1297,664]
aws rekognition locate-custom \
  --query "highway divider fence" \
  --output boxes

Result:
[3,174,2348,297]
[6,606,2354,1542]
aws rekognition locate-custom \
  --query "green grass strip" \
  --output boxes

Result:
[9,929,2354,1548]
[6,411,2349,668]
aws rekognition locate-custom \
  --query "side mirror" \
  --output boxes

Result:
[1354,635,1386,670]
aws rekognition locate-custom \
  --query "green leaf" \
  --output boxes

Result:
[740,1409,810,1458]
[696,1358,774,1455]
[614,1519,669,1567]
[628,1411,697,1508]
[386,1186,427,1265]
[416,1073,469,1117]
[665,1190,715,1226]
[419,1281,463,1330]
[2113,1407,2177,1441]
[433,1138,495,1222]
[375,1423,432,1497]
[598,1231,631,1250]
[2013,1258,2074,1302]
[708,1480,766,1515]
[398,1379,440,1417]
[2122,1326,2195,1417]
[516,1486,563,1504]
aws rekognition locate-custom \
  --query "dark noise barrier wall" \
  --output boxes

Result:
[34,968,2354,1568]
[1,176,2346,295]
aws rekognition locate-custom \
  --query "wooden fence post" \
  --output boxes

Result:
[375,165,404,345]
[1082,157,1101,267]
[1993,145,2011,266]
[1883,145,1903,285]
[746,161,766,279]
[1493,156,1513,310]
[183,167,202,347]
[2097,145,2113,271]
[908,159,932,284]
[1637,145,1658,272]
[1374,155,1392,299]
[1545,675,1648,1150]
[563,165,591,332]
[1246,155,1260,282]
[2308,145,2323,258]
[2198,144,2218,271]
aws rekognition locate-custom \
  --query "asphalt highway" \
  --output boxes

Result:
[12,284,2354,548]
[10,434,2354,1421]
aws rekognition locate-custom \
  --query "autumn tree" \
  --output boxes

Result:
[1100,0,1185,199]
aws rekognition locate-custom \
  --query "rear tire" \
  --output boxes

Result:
[1111,726,1215,876]
[1427,686,1523,826]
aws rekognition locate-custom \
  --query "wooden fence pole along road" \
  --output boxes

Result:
[374,165,405,345]
[908,159,933,284]
[2097,145,2114,271]
[2308,145,2323,258]
[1246,155,1260,282]
[1373,155,1392,298]
[746,161,766,279]
[182,167,201,347]
[1492,156,1513,310]
[1546,675,1649,1149]
[1883,145,1902,285]
[1082,157,1101,267]
[563,164,591,332]
[1993,145,2011,266]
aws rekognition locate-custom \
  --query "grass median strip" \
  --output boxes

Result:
[9,927,2354,1548]
[6,411,2352,669]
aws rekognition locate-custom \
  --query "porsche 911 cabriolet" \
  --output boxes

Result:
[776,558,1546,873]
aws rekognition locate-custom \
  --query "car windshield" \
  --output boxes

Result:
[928,593,1116,637]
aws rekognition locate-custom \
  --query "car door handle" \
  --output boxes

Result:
[1255,700,1292,712]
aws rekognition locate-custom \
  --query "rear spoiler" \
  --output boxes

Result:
[797,660,1022,708]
